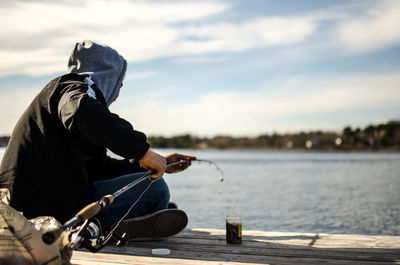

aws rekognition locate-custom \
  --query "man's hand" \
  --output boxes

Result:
[139,149,167,179]
[164,153,196,173]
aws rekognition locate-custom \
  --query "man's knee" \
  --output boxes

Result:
[151,178,170,207]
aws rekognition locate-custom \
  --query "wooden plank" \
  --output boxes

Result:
[71,229,400,265]
[72,249,398,265]
[72,251,264,265]
[181,229,400,248]
[121,240,400,263]
[172,233,399,252]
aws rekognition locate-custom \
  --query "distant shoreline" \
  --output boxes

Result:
[146,121,400,151]
[1,120,399,151]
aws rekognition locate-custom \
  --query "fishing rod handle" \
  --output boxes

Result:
[76,194,114,221]
[43,195,114,245]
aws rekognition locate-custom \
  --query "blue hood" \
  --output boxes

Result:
[67,40,127,106]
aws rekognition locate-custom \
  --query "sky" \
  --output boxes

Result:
[0,0,399,137]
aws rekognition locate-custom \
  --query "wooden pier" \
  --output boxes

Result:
[71,228,400,265]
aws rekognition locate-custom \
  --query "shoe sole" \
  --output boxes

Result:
[113,209,188,241]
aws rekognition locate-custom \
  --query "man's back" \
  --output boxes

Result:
[0,74,102,222]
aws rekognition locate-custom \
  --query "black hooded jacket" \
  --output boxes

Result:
[0,73,149,223]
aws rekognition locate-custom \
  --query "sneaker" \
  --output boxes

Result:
[113,209,188,241]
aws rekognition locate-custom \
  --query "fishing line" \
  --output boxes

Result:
[103,177,157,244]
[77,158,224,248]
[193,159,224,182]
[105,159,223,243]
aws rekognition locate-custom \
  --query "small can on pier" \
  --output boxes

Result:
[226,214,242,244]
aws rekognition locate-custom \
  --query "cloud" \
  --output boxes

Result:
[174,17,317,54]
[1,1,399,137]
[112,72,400,136]
[1,71,399,136]
[2,0,399,78]
[0,49,66,77]
[0,0,228,35]
[124,71,159,81]
[0,0,231,76]
[335,0,400,53]
[172,55,229,64]
[0,0,319,77]
[1,0,400,78]
[0,86,40,135]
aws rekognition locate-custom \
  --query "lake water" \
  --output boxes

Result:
[1,147,400,235]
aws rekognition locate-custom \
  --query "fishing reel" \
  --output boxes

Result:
[67,218,128,252]
[42,194,126,253]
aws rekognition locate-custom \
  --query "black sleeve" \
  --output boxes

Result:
[58,83,149,160]
[95,155,147,180]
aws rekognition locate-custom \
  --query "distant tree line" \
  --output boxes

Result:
[1,121,399,150]
[147,121,400,150]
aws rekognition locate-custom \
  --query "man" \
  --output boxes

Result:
[0,40,195,240]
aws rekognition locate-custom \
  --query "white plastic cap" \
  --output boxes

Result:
[151,248,171,255]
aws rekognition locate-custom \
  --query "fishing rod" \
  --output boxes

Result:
[42,158,223,252]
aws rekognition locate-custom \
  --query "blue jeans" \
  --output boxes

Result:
[88,172,170,229]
